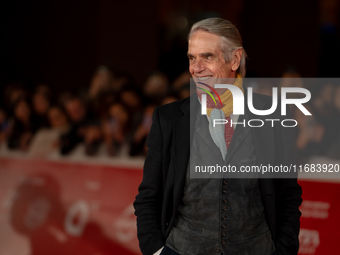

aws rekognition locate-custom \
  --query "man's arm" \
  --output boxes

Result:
[275,116,302,255]
[134,107,165,255]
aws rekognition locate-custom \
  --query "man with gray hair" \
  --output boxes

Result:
[134,18,302,255]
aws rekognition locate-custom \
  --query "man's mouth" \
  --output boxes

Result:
[197,76,212,81]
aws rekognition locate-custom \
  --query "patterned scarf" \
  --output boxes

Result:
[197,75,243,159]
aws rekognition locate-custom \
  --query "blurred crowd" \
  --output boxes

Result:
[255,71,340,164]
[0,67,340,163]
[294,82,340,163]
[0,66,192,158]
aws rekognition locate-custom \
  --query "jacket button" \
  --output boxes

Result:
[221,240,226,245]
[222,216,227,220]
[222,224,227,229]
[222,189,227,193]
[222,206,227,211]
[223,180,228,185]
[215,248,220,253]
[223,199,228,203]
[222,232,226,237]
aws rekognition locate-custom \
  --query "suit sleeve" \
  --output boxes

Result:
[133,107,165,255]
[275,111,303,255]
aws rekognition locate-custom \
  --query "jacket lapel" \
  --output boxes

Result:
[172,94,198,212]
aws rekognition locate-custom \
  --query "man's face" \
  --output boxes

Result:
[188,30,237,94]
[65,99,85,123]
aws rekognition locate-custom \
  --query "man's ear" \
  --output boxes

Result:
[231,48,242,72]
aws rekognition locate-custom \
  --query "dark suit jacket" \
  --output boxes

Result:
[134,92,302,255]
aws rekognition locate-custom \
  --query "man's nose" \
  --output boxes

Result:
[192,59,205,73]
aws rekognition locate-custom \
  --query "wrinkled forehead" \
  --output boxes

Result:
[188,30,223,54]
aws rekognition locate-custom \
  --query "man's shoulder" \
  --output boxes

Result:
[156,97,190,120]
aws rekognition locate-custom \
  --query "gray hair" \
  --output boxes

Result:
[188,18,247,78]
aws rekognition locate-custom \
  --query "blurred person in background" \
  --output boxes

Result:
[102,101,130,156]
[88,66,134,121]
[120,87,145,138]
[60,96,101,156]
[171,71,195,99]
[3,83,28,115]
[176,83,191,99]
[83,125,102,156]
[29,106,70,157]
[34,84,51,95]
[88,65,114,100]
[7,97,38,151]
[312,83,335,117]
[172,71,191,92]
[58,92,73,110]
[279,69,304,116]
[143,72,169,105]
[121,87,143,113]
[90,89,116,121]
[111,72,134,92]
[253,80,275,97]
[32,88,51,129]
[0,107,10,145]
[311,83,338,153]
[161,95,179,106]
[280,69,303,88]
[48,106,69,131]
[89,66,134,100]
[129,104,156,157]
[294,105,325,164]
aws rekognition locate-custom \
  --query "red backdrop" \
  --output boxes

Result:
[0,157,338,254]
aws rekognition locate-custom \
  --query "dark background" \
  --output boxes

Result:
[1,0,340,93]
